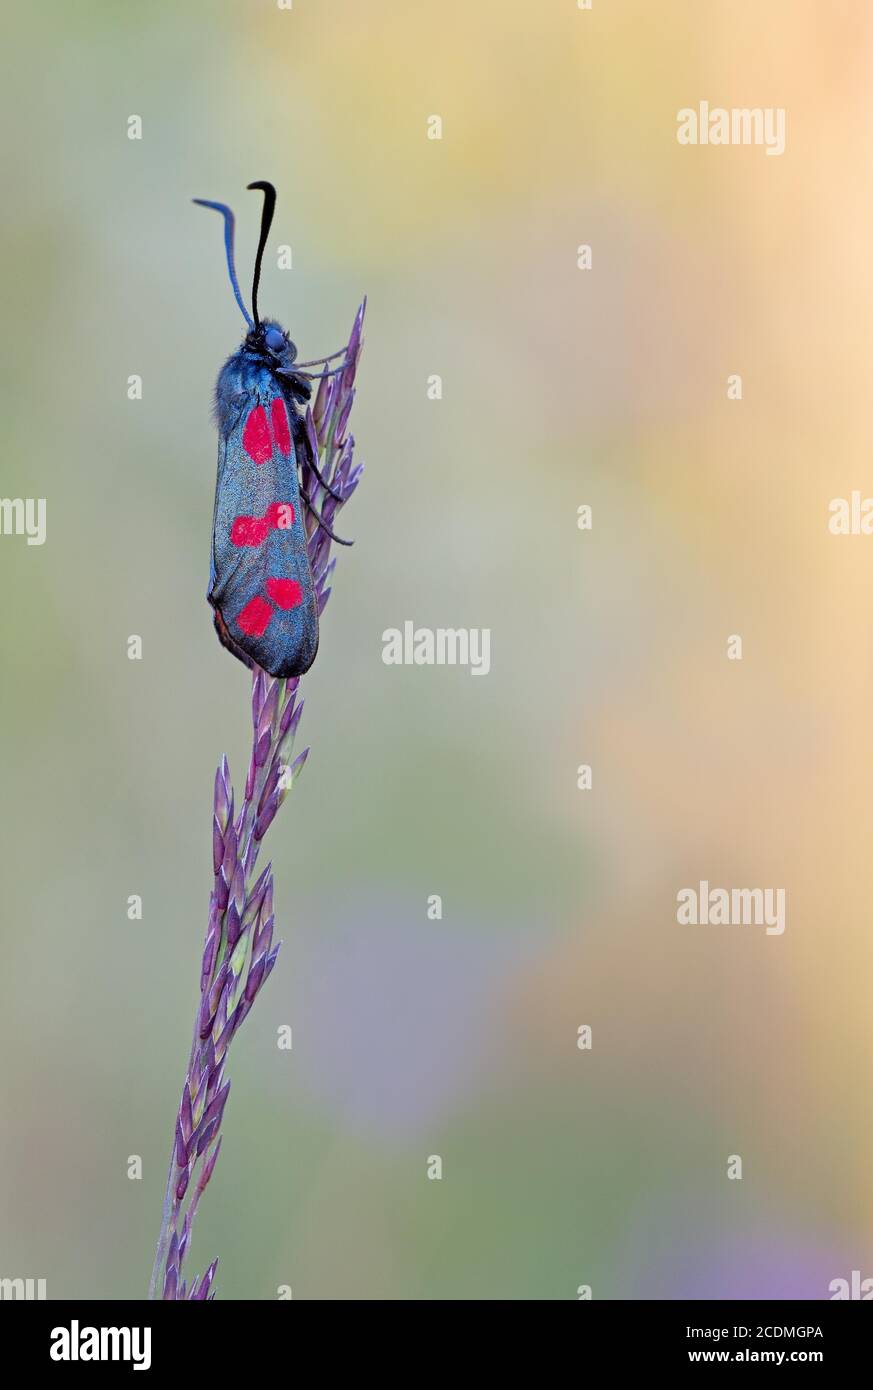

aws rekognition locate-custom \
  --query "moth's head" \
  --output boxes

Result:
[194,181,295,357]
[248,317,298,368]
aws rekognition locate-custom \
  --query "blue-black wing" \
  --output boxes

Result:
[208,392,318,678]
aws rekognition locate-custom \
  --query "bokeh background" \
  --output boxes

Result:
[2,0,872,1300]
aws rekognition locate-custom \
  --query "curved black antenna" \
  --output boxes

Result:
[246,181,277,328]
[192,198,253,328]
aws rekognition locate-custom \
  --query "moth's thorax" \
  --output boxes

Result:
[214,318,298,434]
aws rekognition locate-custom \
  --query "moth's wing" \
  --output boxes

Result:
[209,394,319,679]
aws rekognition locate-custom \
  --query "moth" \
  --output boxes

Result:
[194,180,351,679]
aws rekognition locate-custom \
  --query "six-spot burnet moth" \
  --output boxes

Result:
[194,180,353,679]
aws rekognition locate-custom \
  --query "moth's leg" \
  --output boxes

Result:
[294,348,347,368]
[291,410,344,503]
[300,488,354,546]
[280,363,346,384]
[297,363,347,381]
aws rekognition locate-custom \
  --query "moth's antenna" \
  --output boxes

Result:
[247,181,277,329]
[192,198,254,329]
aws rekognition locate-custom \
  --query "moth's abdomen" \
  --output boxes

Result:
[209,392,319,679]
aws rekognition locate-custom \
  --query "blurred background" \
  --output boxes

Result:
[1,0,872,1299]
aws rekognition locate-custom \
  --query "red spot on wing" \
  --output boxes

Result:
[271,397,292,456]
[231,515,269,547]
[243,406,272,464]
[231,502,295,546]
[237,596,274,637]
[265,501,295,529]
[266,577,303,610]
